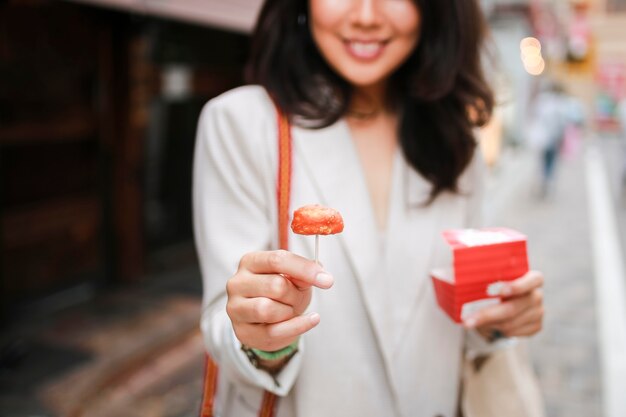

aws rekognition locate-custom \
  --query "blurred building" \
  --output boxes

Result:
[0,0,259,322]
[527,0,626,130]
[479,0,626,158]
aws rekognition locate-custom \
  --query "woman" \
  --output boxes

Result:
[193,1,544,416]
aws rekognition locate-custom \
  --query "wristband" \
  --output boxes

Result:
[250,339,299,361]
[241,340,299,387]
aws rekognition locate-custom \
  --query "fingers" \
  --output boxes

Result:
[505,321,543,337]
[468,288,545,339]
[239,250,334,289]
[464,295,529,328]
[234,312,321,351]
[229,274,306,307]
[465,288,543,329]
[499,304,544,336]
[500,270,544,298]
[228,250,333,351]
[228,297,295,324]
[227,273,311,324]
[266,312,321,341]
[464,270,544,331]
[227,249,329,348]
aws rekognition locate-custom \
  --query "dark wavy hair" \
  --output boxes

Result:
[246,0,494,201]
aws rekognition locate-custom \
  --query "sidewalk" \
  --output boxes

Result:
[596,133,626,260]
[487,143,602,417]
[0,257,205,417]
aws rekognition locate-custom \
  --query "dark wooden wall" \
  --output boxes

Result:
[0,0,248,319]
[1,1,109,315]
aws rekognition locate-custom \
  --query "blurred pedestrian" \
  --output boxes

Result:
[193,1,545,416]
[561,95,586,162]
[529,80,583,198]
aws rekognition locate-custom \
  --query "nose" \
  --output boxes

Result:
[352,0,380,27]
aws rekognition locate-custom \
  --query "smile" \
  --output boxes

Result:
[344,40,387,61]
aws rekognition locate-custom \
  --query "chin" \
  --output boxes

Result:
[340,70,388,89]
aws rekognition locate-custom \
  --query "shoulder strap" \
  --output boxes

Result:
[200,358,218,417]
[257,104,292,417]
[276,105,292,251]
[200,104,291,417]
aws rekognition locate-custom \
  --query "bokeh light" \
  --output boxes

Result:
[520,37,545,76]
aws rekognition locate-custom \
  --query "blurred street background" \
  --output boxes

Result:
[1,0,626,416]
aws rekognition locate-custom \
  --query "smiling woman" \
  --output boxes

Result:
[194,1,545,416]
[309,0,421,88]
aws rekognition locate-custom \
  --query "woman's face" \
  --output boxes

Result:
[309,0,421,90]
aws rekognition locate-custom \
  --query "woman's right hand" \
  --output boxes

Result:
[226,250,334,352]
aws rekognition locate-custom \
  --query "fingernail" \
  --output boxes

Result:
[501,285,513,296]
[307,312,321,324]
[464,317,477,328]
[487,282,504,296]
[315,272,334,288]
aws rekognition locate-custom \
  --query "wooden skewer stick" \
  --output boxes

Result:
[315,235,320,265]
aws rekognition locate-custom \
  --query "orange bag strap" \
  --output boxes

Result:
[200,104,291,417]
[276,105,292,252]
[199,357,219,417]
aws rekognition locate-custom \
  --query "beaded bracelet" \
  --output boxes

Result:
[241,340,300,387]
[250,339,299,361]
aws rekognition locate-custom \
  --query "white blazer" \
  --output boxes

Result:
[193,86,496,417]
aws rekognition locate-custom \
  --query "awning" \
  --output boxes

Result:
[65,0,264,33]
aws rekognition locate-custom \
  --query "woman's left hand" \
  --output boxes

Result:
[464,270,545,339]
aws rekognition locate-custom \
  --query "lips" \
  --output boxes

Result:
[344,40,387,60]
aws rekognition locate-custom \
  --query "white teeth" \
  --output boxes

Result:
[349,42,383,57]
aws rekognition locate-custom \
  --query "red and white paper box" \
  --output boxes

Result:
[431,228,529,323]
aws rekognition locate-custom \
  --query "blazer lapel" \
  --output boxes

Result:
[385,156,474,356]
[292,120,471,396]
[292,120,393,357]
[384,159,443,356]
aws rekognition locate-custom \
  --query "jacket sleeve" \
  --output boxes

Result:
[192,89,303,395]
